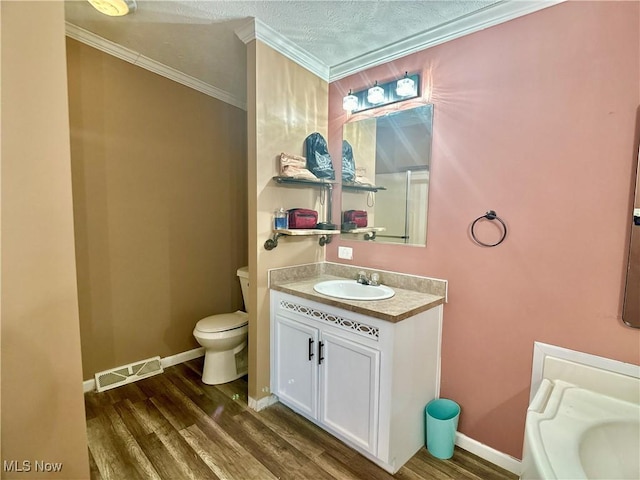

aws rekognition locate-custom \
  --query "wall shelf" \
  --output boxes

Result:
[273,228,341,236]
[342,182,386,193]
[341,226,386,241]
[266,176,338,250]
[273,178,384,192]
[264,229,340,250]
[272,176,338,187]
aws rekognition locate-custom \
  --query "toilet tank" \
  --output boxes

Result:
[236,266,249,311]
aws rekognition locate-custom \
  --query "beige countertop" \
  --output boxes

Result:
[270,273,445,323]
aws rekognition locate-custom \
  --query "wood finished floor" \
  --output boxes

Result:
[84,359,518,480]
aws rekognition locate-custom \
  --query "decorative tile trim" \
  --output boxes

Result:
[280,300,379,340]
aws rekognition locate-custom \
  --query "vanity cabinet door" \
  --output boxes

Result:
[318,330,380,455]
[273,314,319,419]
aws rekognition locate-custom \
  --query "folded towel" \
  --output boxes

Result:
[355,167,373,186]
[279,152,317,180]
[280,152,306,168]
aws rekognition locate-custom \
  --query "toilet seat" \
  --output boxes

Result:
[195,311,248,333]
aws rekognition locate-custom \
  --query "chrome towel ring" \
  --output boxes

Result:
[471,210,507,247]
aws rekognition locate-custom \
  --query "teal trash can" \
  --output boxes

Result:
[425,398,460,459]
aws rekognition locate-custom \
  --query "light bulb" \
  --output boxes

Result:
[342,91,358,111]
[367,83,385,105]
[88,0,136,16]
[396,74,416,97]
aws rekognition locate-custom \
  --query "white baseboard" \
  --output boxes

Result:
[83,378,96,393]
[248,394,278,412]
[83,347,205,393]
[160,347,205,369]
[455,432,521,476]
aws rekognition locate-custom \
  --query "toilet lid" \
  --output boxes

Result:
[195,311,248,333]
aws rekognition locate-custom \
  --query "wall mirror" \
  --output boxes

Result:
[623,147,640,328]
[341,104,433,245]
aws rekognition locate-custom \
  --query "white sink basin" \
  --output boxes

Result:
[313,280,395,301]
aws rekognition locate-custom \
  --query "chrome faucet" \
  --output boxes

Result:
[356,271,380,286]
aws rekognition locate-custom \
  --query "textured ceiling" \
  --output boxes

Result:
[64,0,515,106]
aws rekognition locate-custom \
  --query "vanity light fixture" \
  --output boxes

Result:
[342,73,420,114]
[396,72,416,97]
[87,0,136,16]
[367,81,385,105]
[342,90,359,111]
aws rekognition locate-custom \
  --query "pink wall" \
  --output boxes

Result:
[327,1,640,459]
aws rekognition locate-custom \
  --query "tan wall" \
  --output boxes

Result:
[342,118,377,223]
[247,41,328,400]
[66,39,248,379]
[1,2,89,478]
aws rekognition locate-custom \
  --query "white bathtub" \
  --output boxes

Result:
[521,378,640,479]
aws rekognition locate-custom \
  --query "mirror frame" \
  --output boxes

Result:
[623,146,640,328]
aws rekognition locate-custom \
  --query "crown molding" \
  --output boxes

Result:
[234,18,256,45]
[329,0,566,81]
[66,1,564,106]
[235,18,330,82]
[65,22,246,111]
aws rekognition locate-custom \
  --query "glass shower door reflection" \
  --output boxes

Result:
[375,170,428,245]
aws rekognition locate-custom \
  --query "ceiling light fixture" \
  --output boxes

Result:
[367,81,385,105]
[342,73,421,114]
[343,90,359,111]
[396,72,416,97]
[87,0,137,16]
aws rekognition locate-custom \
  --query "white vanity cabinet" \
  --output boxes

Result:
[270,290,443,474]
[274,312,380,453]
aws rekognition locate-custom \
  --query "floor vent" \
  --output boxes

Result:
[94,356,163,392]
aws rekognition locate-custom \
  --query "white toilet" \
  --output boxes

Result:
[193,266,249,385]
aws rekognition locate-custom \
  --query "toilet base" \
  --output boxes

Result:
[201,343,248,385]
